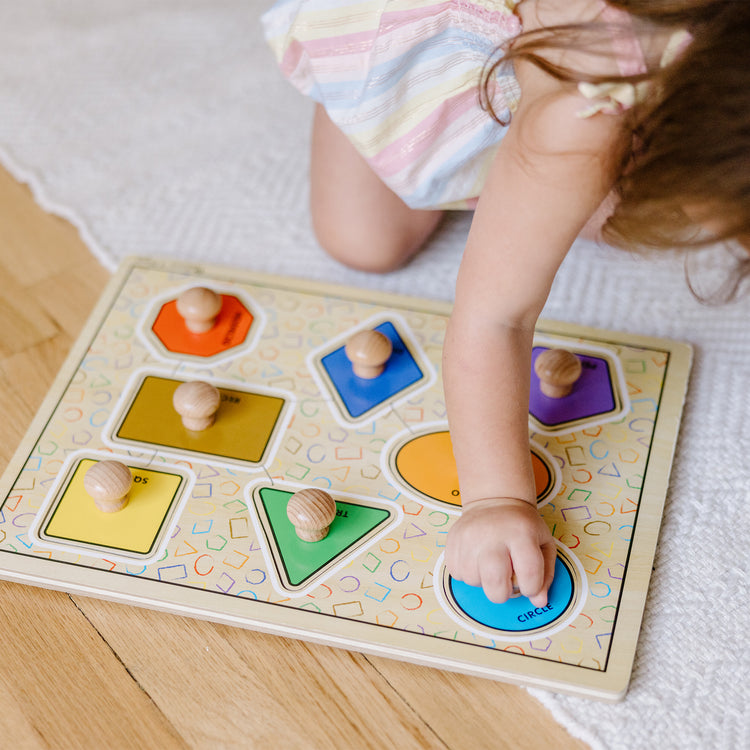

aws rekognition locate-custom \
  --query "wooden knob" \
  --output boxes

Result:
[511,572,521,598]
[173,380,221,431]
[83,460,133,513]
[286,488,337,542]
[176,287,222,333]
[534,349,582,398]
[345,329,393,379]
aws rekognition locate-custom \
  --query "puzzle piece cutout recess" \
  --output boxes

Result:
[0,258,691,701]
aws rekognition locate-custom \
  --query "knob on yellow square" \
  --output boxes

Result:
[42,459,184,556]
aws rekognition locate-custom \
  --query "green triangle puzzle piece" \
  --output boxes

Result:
[257,487,393,590]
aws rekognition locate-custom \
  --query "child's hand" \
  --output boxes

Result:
[445,498,557,606]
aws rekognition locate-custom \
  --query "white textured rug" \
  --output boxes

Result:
[1,3,748,748]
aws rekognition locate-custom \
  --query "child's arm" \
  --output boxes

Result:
[443,59,629,605]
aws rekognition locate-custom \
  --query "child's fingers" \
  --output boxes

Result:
[528,541,557,608]
[446,532,515,602]
[512,536,559,607]
[445,531,482,588]
[541,539,557,591]
[509,540,546,604]
[444,529,460,576]
[478,550,514,603]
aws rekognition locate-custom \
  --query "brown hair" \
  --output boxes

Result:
[483,1,750,266]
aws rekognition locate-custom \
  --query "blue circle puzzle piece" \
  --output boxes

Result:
[321,321,424,419]
[449,555,575,633]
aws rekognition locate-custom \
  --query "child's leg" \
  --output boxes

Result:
[310,105,443,273]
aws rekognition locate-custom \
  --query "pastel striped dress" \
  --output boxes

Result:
[262,0,524,210]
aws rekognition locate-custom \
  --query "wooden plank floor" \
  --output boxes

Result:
[0,164,590,749]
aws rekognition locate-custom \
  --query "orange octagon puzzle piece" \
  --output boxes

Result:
[152,295,253,357]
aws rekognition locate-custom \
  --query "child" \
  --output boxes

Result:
[263,0,750,606]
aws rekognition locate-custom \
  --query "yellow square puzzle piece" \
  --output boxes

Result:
[40,458,185,558]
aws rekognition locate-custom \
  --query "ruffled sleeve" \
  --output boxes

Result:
[576,26,692,119]
[576,80,650,118]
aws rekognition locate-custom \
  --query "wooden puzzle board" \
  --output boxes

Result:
[0,257,691,701]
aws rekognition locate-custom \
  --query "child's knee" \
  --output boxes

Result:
[313,221,411,273]
[312,210,442,274]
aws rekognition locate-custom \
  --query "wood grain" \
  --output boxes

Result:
[0,163,588,749]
